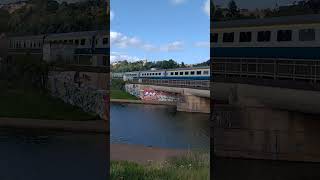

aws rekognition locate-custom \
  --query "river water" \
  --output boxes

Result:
[0,129,108,180]
[110,103,210,151]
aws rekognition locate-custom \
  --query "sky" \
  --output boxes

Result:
[110,0,210,65]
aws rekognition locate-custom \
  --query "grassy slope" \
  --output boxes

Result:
[110,89,139,100]
[110,79,139,100]
[111,153,209,180]
[0,88,98,120]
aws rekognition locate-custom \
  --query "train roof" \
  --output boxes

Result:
[213,14,320,29]
[46,30,107,39]
[7,35,45,40]
[138,66,210,73]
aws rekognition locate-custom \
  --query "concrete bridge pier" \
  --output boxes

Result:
[214,92,320,162]
[177,93,210,113]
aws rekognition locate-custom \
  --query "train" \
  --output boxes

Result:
[6,30,109,66]
[212,14,320,59]
[122,66,210,81]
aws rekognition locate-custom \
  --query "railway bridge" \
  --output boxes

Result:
[125,78,210,113]
[212,57,320,162]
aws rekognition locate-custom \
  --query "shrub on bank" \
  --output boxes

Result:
[111,153,209,180]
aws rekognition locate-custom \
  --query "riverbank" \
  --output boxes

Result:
[111,99,176,106]
[111,143,187,164]
[0,117,108,133]
[110,143,209,180]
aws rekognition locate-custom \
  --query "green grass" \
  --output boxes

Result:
[0,85,98,120]
[111,153,210,180]
[110,89,139,100]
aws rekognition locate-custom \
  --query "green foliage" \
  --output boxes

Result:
[110,79,138,100]
[111,59,183,73]
[0,82,98,120]
[110,153,209,180]
[4,0,106,34]
[0,9,10,33]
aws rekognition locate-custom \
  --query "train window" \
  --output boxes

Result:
[64,40,67,44]
[185,71,189,75]
[69,40,73,44]
[38,42,41,47]
[191,71,195,75]
[171,72,174,75]
[180,72,183,75]
[203,70,209,75]
[299,29,315,41]
[197,71,202,75]
[239,32,252,42]
[212,33,218,43]
[103,38,108,44]
[223,32,234,42]
[75,39,79,45]
[277,30,292,41]
[96,39,98,45]
[257,31,271,42]
[23,42,26,48]
[175,72,178,75]
[80,39,86,45]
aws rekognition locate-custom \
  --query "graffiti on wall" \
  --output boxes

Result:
[125,84,178,102]
[47,71,108,120]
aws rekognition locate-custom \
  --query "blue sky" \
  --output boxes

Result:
[110,0,210,65]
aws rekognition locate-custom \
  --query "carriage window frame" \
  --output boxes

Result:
[277,30,292,42]
[175,72,178,75]
[257,31,271,42]
[299,29,315,41]
[185,71,189,75]
[203,70,209,75]
[223,32,234,43]
[239,32,252,42]
[171,72,174,75]
[197,71,202,75]
[180,72,183,75]
[191,71,195,75]
[103,38,108,44]
[80,39,86,45]
[212,33,219,43]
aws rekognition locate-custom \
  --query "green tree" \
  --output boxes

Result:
[227,0,240,18]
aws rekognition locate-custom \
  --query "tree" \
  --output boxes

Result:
[307,0,320,13]
[227,0,240,18]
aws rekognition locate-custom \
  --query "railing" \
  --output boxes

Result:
[129,78,210,90]
[212,57,320,82]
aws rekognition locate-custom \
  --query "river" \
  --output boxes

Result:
[0,129,108,180]
[110,103,210,151]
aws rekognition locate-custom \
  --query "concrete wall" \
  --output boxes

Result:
[125,83,210,113]
[213,82,320,162]
[47,71,109,120]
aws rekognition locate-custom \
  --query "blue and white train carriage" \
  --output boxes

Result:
[123,66,210,81]
[212,14,320,59]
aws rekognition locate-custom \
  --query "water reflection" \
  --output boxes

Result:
[110,103,210,151]
[0,129,107,180]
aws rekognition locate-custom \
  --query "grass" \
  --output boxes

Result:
[110,79,139,100]
[111,152,210,180]
[0,82,98,120]
[110,89,139,100]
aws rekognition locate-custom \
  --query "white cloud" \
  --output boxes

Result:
[110,52,141,63]
[160,41,184,52]
[171,0,187,5]
[110,31,142,48]
[203,0,210,16]
[194,41,210,48]
[111,31,184,52]
[110,10,114,21]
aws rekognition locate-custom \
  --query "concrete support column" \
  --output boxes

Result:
[177,93,210,113]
